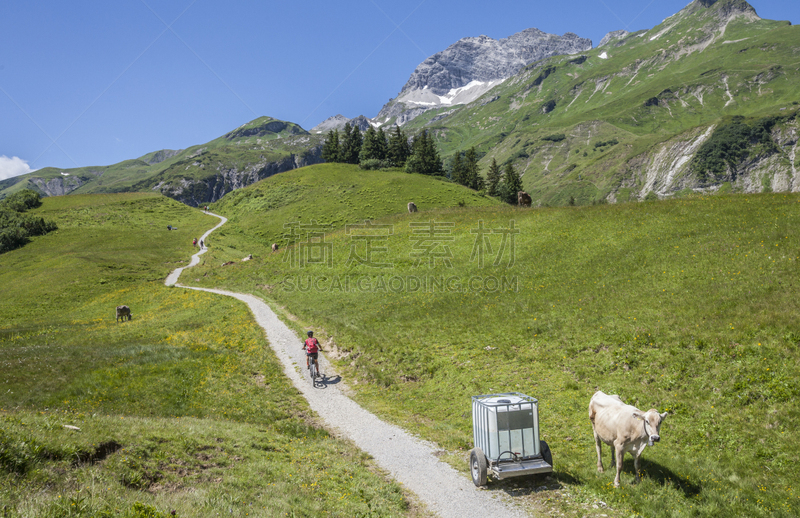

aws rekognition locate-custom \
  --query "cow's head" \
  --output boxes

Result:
[633,410,667,446]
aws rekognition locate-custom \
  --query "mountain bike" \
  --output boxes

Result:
[303,346,319,382]
[309,357,318,380]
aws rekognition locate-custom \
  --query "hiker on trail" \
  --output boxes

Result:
[200,239,204,249]
[192,238,197,247]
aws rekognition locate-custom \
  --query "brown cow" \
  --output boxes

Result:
[589,391,667,487]
[517,191,532,207]
[115,305,132,322]
[271,243,279,253]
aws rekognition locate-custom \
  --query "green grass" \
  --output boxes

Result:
[205,163,500,259]
[0,192,412,517]
[192,188,800,517]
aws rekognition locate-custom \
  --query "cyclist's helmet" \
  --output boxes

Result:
[307,331,313,337]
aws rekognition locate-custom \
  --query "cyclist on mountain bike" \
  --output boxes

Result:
[303,331,320,376]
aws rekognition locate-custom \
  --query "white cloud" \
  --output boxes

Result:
[0,155,34,180]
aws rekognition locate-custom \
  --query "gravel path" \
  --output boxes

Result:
[166,212,526,518]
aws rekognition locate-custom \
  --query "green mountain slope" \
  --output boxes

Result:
[0,192,411,516]
[193,183,800,517]
[402,0,800,205]
[205,163,500,257]
[0,117,324,206]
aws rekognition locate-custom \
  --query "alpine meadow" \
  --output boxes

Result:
[2,1,800,517]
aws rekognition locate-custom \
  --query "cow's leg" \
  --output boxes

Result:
[613,443,624,487]
[593,430,604,472]
[633,452,641,484]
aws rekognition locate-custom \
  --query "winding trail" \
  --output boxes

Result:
[165,212,526,518]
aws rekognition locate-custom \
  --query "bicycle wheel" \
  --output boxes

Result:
[310,361,317,380]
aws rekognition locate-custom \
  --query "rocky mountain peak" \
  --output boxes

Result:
[598,30,630,48]
[375,27,592,125]
[684,0,759,20]
[224,117,306,141]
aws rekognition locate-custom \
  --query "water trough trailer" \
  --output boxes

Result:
[469,393,552,486]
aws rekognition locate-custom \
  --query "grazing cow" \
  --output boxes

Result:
[115,305,132,322]
[271,243,279,253]
[517,191,532,207]
[242,254,253,262]
[589,391,667,487]
[408,202,418,213]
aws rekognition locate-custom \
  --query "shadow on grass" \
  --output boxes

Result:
[638,458,702,497]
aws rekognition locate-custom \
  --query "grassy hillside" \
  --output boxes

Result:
[192,188,800,517]
[402,0,800,205]
[204,163,500,259]
[0,117,323,207]
[0,193,412,517]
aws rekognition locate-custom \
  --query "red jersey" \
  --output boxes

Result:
[304,337,319,354]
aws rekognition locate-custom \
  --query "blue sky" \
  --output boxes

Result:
[2,0,799,178]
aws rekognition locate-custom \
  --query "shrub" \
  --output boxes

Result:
[359,159,391,170]
[594,138,619,149]
[0,190,58,254]
[542,133,566,142]
[0,189,42,212]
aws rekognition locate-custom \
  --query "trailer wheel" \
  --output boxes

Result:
[469,447,488,486]
[540,440,553,467]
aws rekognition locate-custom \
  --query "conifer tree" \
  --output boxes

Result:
[464,147,483,190]
[388,126,410,167]
[451,152,465,185]
[321,129,340,163]
[340,123,353,164]
[359,126,380,162]
[375,127,388,161]
[405,130,443,176]
[486,157,501,196]
[341,124,362,164]
[425,131,444,176]
[502,162,523,204]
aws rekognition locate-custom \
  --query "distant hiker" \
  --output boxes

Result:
[200,239,204,249]
[192,238,197,247]
[167,225,172,231]
[205,205,209,212]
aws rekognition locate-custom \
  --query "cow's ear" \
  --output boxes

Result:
[632,412,643,421]
[660,412,668,421]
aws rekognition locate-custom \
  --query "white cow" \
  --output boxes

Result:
[589,391,667,487]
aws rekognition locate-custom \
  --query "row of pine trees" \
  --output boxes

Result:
[322,123,524,204]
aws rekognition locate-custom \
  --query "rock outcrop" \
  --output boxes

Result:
[144,149,182,165]
[311,114,373,134]
[153,145,324,206]
[29,175,85,197]
[598,30,630,48]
